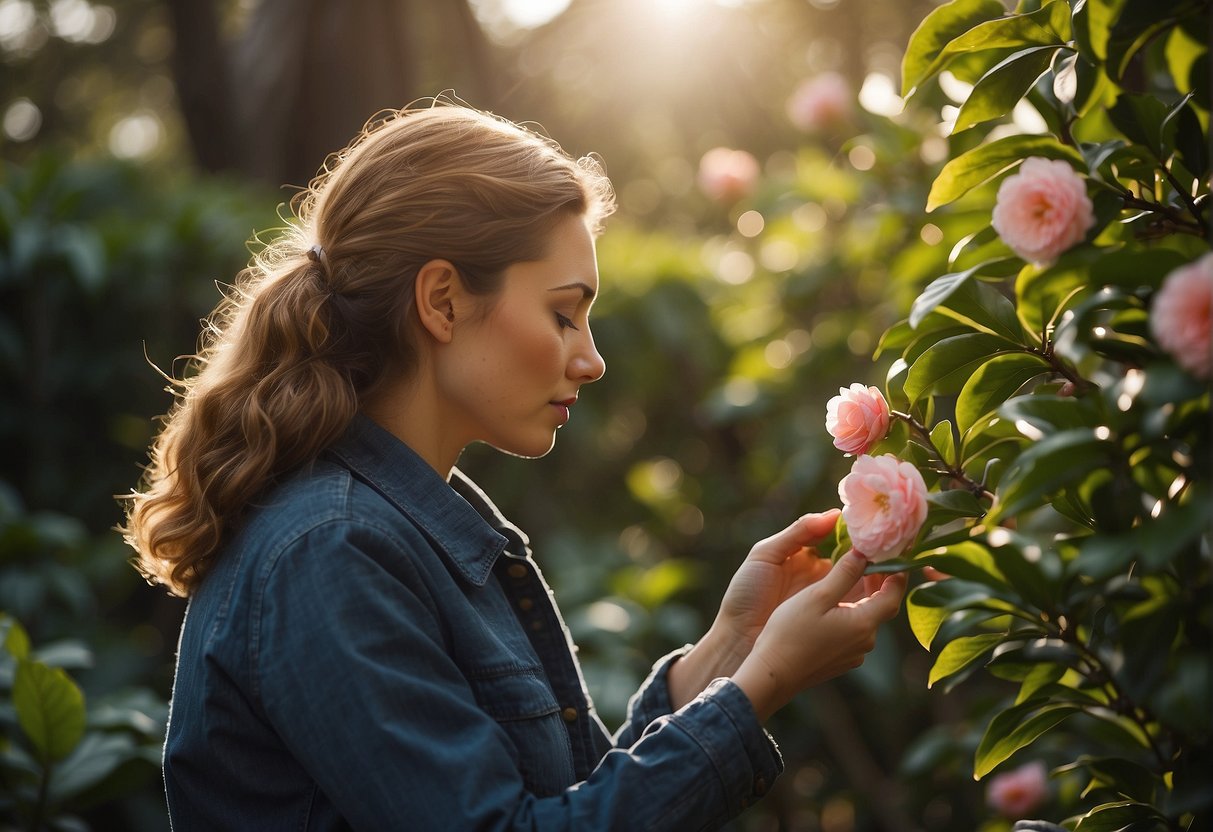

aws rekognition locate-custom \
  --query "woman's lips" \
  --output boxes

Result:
[551,398,576,425]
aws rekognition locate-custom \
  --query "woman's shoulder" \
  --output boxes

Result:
[238,459,426,556]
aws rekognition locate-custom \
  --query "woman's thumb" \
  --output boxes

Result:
[815,550,868,605]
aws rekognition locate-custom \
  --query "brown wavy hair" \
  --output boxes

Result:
[122,103,615,596]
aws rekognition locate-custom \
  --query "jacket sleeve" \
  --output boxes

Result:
[254,520,782,831]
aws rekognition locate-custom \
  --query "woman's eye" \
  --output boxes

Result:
[555,312,579,331]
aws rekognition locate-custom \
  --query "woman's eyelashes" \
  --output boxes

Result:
[555,311,579,331]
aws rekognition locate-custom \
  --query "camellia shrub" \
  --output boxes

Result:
[819,0,1209,829]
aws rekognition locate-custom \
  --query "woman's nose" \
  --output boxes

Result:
[570,329,606,383]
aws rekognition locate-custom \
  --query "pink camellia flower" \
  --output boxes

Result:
[826,384,891,455]
[991,157,1095,266]
[838,454,928,562]
[986,761,1048,819]
[786,72,853,132]
[697,147,760,203]
[1150,252,1212,379]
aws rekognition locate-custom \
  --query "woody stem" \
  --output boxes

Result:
[890,411,994,501]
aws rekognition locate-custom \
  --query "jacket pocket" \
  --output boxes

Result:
[467,668,576,796]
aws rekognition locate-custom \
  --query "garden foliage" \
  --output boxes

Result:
[820,0,1209,828]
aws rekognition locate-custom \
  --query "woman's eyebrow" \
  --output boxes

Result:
[549,282,596,300]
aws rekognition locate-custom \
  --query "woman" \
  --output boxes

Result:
[125,103,906,830]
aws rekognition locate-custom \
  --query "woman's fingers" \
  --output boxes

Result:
[810,550,869,607]
[748,510,841,564]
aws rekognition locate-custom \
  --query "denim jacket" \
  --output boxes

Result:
[163,413,782,830]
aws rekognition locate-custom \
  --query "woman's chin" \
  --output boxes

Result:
[486,434,557,460]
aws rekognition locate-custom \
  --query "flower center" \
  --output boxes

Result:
[874,492,890,511]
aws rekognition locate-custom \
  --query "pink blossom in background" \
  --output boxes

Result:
[838,454,928,562]
[1150,252,1213,379]
[697,147,760,203]
[991,157,1095,266]
[987,761,1048,819]
[826,384,891,455]
[786,72,853,132]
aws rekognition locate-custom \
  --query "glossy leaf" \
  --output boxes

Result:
[907,578,1019,649]
[928,135,1084,211]
[952,46,1060,134]
[904,332,1022,403]
[902,0,1008,97]
[974,699,1082,779]
[999,394,1095,435]
[989,428,1114,523]
[929,631,1006,689]
[1072,801,1166,831]
[956,352,1051,437]
[928,420,957,467]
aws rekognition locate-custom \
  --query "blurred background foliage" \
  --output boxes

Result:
[2,0,1201,829]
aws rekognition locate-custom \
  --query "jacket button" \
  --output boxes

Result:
[518,598,534,611]
[753,776,768,796]
[561,707,578,722]
[507,563,527,579]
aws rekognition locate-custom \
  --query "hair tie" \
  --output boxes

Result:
[306,244,326,265]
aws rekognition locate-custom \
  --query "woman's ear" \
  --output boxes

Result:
[414,259,462,344]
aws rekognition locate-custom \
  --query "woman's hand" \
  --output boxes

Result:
[713,509,844,651]
[732,551,907,722]
[667,510,851,709]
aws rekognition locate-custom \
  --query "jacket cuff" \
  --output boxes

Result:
[670,677,783,816]
[624,644,692,728]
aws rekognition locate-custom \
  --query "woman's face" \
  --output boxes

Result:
[435,213,606,459]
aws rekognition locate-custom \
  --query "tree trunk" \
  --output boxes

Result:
[165,0,506,188]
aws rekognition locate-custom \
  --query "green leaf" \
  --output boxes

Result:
[1165,23,1209,100]
[974,699,1082,779]
[904,333,1022,403]
[922,541,1007,583]
[928,135,1085,211]
[1107,93,1175,163]
[956,353,1052,437]
[1105,0,1206,81]
[902,0,1009,97]
[1166,95,1209,180]
[13,660,86,763]
[928,420,957,466]
[907,590,953,651]
[989,428,1114,523]
[999,394,1095,435]
[907,578,1017,649]
[1073,801,1166,831]
[1072,756,1162,804]
[905,1,1070,98]
[952,46,1060,134]
[944,276,1029,343]
[926,488,987,522]
[910,259,1022,331]
[2,614,31,660]
[929,632,1006,689]
[1080,0,1122,61]
[1015,660,1066,704]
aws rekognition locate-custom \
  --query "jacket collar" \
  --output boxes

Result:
[325,412,521,586]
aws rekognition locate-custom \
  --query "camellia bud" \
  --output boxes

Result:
[825,384,892,456]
